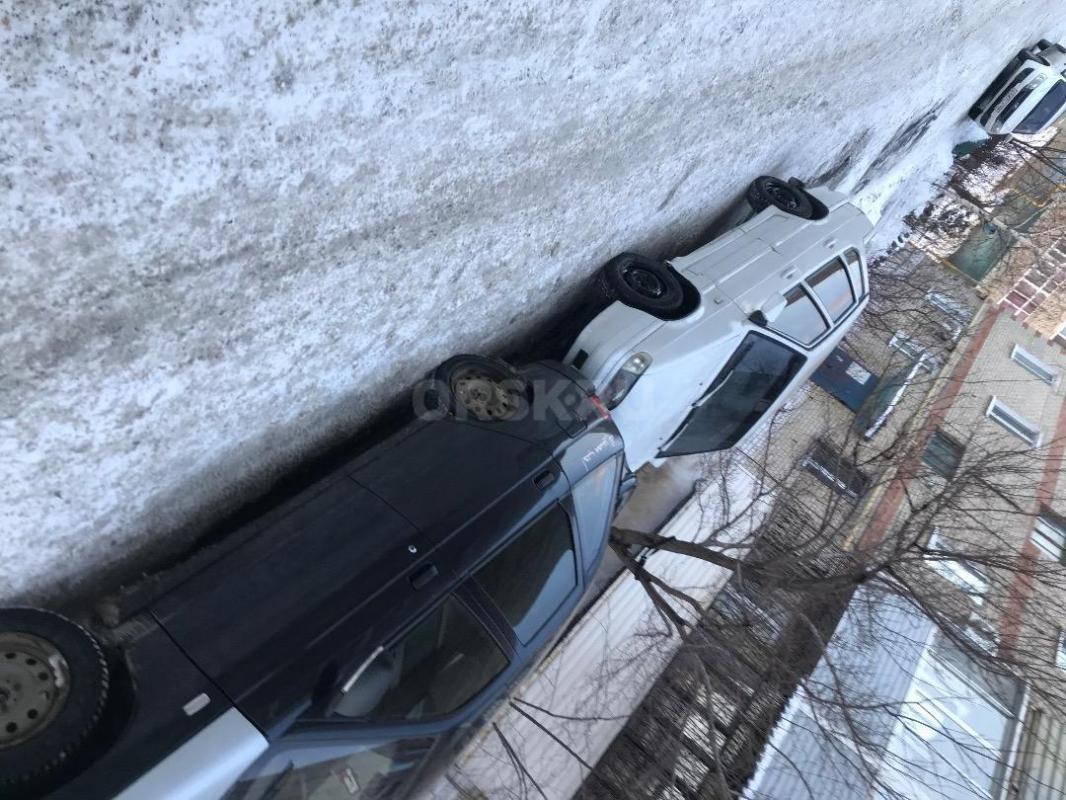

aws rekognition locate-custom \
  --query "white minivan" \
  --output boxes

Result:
[565,176,873,471]
[970,40,1066,136]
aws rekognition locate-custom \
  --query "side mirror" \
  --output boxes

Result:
[751,293,788,326]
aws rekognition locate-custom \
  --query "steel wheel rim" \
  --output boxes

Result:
[621,266,666,298]
[764,180,800,211]
[0,632,71,748]
[451,367,523,421]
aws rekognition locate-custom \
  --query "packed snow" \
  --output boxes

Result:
[1,1,1063,602]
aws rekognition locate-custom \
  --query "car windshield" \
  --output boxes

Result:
[660,333,805,457]
[1016,81,1066,134]
[224,736,436,800]
[332,596,507,721]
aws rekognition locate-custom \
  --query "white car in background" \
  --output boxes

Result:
[970,40,1066,136]
[565,176,873,471]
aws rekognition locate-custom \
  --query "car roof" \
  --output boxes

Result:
[148,363,614,732]
[717,199,871,314]
[149,418,556,725]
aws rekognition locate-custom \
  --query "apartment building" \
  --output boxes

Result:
[745,133,1066,800]
[747,303,1066,800]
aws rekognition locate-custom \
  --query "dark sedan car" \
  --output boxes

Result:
[0,355,632,800]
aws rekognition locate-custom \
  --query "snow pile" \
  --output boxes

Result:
[905,191,982,260]
[954,125,1060,206]
[852,121,970,256]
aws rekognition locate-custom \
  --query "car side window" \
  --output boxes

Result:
[332,596,507,721]
[223,736,436,800]
[807,258,855,321]
[475,505,578,643]
[843,248,864,296]
[770,286,828,345]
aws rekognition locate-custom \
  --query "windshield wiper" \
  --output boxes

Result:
[699,367,736,405]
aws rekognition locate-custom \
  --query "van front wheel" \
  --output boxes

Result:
[600,253,684,314]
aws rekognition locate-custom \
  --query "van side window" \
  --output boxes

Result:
[771,286,828,345]
[808,258,856,321]
[843,249,864,296]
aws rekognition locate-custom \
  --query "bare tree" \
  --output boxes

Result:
[435,135,1066,800]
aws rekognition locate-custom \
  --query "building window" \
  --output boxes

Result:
[985,397,1042,446]
[960,615,998,654]
[922,429,965,478]
[926,529,988,605]
[925,290,972,342]
[889,331,925,361]
[1032,513,1066,561]
[888,331,940,372]
[1056,629,1066,670]
[801,440,870,500]
[1010,344,1059,386]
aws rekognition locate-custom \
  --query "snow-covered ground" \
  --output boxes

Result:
[1,2,1062,602]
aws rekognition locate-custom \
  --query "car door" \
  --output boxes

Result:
[222,588,514,800]
[465,501,585,652]
[222,505,588,800]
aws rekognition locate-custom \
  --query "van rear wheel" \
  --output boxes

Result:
[0,608,109,797]
[746,176,815,219]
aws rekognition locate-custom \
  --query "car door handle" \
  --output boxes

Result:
[410,564,438,589]
[533,469,557,490]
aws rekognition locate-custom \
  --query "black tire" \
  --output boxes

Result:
[600,253,685,314]
[1018,47,1050,67]
[423,355,529,422]
[746,176,815,219]
[1037,39,1054,51]
[0,608,109,796]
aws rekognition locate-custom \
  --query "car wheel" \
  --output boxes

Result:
[1018,48,1050,67]
[600,253,685,314]
[1037,39,1054,51]
[746,176,816,219]
[0,608,110,797]
[426,355,528,422]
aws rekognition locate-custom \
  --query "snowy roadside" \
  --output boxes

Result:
[2,2,1064,602]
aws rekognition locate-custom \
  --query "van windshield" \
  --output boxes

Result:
[1016,81,1066,134]
[660,333,805,457]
